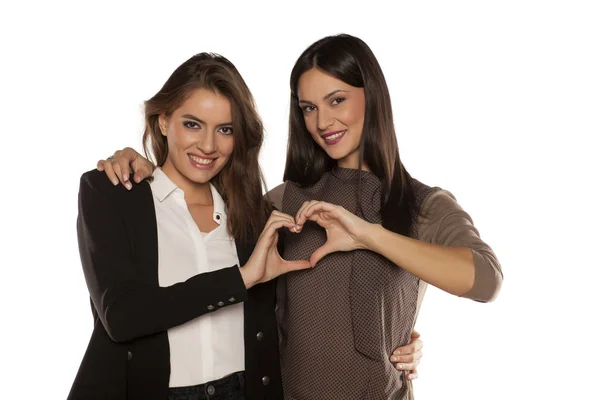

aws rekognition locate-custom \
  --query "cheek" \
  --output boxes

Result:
[219,137,235,158]
[341,106,364,130]
[303,114,318,135]
[167,126,191,150]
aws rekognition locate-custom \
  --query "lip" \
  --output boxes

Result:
[320,129,346,145]
[321,129,346,138]
[188,153,217,170]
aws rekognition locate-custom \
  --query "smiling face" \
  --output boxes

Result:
[297,67,366,169]
[159,88,234,189]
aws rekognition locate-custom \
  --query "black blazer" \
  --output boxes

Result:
[68,170,283,399]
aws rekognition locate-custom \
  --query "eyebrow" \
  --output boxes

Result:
[181,114,232,127]
[298,89,347,105]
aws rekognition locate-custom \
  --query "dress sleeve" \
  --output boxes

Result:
[417,189,503,302]
[264,182,287,211]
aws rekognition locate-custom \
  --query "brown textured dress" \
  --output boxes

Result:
[267,168,502,400]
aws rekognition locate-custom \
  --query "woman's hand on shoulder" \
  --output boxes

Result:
[97,147,154,190]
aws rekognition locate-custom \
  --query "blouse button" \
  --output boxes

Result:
[207,305,215,311]
[262,376,270,386]
[127,351,133,361]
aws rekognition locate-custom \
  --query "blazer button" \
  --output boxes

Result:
[127,351,133,361]
[262,376,270,386]
[217,301,225,307]
[256,331,264,341]
[207,305,215,311]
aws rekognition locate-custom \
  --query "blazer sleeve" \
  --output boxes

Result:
[77,171,248,343]
[418,189,503,302]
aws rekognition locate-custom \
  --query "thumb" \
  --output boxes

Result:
[411,330,421,339]
[310,242,335,267]
[283,259,312,272]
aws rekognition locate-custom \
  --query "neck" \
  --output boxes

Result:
[337,158,371,172]
[161,159,213,206]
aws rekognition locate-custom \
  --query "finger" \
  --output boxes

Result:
[411,330,421,339]
[394,362,418,372]
[406,370,419,380]
[309,242,336,267]
[97,160,106,172]
[266,210,297,233]
[260,217,297,243]
[392,339,422,356]
[301,202,338,226]
[103,161,119,186]
[132,156,154,183]
[294,200,315,230]
[111,161,131,190]
[391,349,422,363]
[296,200,322,227]
[122,147,151,183]
[266,211,296,228]
[118,156,131,183]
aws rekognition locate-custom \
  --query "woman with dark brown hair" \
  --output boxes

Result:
[69,53,310,400]
[266,34,502,399]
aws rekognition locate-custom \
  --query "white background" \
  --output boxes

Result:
[1,1,598,398]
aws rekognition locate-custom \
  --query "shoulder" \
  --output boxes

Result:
[420,188,463,218]
[264,182,287,211]
[79,169,152,204]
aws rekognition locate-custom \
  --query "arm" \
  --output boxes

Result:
[363,190,502,301]
[78,172,248,343]
[295,190,502,302]
[78,173,308,343]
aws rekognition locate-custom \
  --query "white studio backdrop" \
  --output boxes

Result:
[1,1,598,398]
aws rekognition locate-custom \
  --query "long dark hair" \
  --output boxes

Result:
[143,53,270,243]
[283,34,415,235]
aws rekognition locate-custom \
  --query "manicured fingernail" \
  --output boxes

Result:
[111,179,118,186]
[134,175,141,183]
[123,174,129,182]
[125,182,132,190]
[390,356,397,362]
[396,364,403,370]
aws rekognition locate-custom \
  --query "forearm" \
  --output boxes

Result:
[362,224,475,296]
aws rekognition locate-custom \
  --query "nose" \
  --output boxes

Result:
[197,131,216,154]
[317,108,334,132]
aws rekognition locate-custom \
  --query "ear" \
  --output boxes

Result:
[158,114,168,137]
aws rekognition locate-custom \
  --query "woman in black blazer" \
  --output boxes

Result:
[69,53,310,400]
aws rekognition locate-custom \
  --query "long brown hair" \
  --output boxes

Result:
[143,53,270,243]
[283,34,415,236]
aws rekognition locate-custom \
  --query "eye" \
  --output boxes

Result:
[183,121,200,129]
[301,104,316,113]
[331,97,345,106]
[218,126,234,135]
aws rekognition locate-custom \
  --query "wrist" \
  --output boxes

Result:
[359,222,383,252]
[239,265,258,289]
